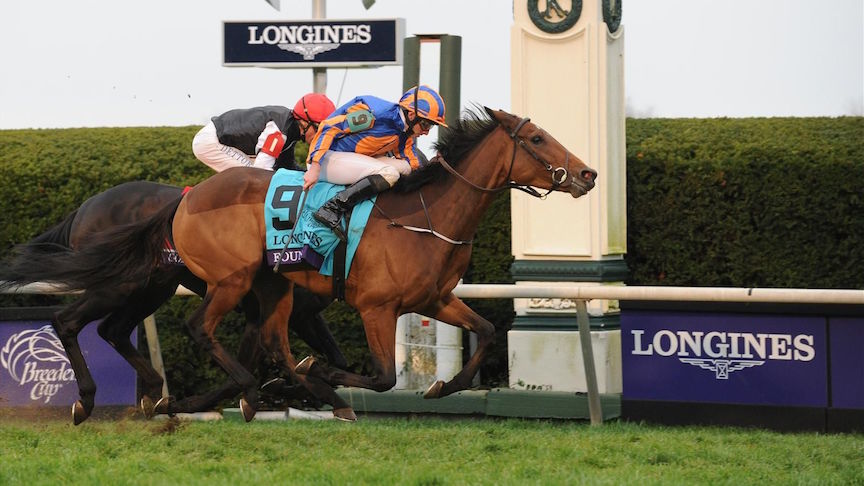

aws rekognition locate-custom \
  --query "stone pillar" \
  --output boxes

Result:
[508,0,626,393]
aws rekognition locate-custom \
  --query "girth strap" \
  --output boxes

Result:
[331,212,349,301]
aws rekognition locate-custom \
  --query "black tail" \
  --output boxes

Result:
[0,196,182,293]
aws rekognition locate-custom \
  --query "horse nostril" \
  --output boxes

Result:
[581,169,597,182]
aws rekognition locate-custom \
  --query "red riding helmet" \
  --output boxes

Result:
[293,93,336,124]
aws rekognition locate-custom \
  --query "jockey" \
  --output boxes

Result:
[303,85,447,241]
[192,93,336,172]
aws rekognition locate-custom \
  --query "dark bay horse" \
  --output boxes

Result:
[6,107,596,422]
[0,181,346,424]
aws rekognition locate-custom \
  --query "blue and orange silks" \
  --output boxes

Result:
[306,95,427,170]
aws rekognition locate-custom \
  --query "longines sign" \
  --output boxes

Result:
[622,311,828,407]
[223,19,405,67]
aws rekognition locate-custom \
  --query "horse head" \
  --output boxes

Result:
[485,108,597,199]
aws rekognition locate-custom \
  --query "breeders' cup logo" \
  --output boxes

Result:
[247,24,372,60]
[0,325,75,402]
[630,329,815,380]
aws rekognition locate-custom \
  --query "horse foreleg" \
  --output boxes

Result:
[420,293,495,399]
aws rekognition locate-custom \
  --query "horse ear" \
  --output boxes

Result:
[483,105,497,120]
[485,108,520,132]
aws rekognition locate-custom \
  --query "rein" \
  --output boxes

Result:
[377,116,573,246]
[436,117,572,199]
[374,190,472,246]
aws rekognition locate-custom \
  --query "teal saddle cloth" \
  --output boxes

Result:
[264,169,376,278]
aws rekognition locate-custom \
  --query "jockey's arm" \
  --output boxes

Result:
[306,114,349,166]
[304,112,352,189]
[254,120,287,170]
[399,136,427,170]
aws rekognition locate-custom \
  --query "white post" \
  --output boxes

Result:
[576,300,603,425]
[394,314,408,389]
[393,314,463,389]
[435,322,462,382]
[143,315,170,398]
[509,0,626,395]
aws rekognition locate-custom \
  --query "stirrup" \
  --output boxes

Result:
[313,209,347,241]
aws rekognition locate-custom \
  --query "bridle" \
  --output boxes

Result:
[376,117,575,246]
[437,117,573,199]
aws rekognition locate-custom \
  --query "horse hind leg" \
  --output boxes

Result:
[185,279,260,422]
[253,274,356,421]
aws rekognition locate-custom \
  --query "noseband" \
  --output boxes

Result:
[437,117,572,198]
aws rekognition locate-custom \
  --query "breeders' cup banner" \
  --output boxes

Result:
[223,19,405,67]
[622,311,827,407]
[0,321,136,407]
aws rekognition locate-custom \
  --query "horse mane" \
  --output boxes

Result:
[392,106,499,193]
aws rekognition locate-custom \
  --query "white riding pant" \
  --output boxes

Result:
[192,121,255,172]
[318,151,411,187]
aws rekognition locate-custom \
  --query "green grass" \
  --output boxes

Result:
[0,415,862,485]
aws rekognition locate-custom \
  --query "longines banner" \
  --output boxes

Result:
[223,19,405,67]
[0,321,136,407]
[622,311,828,407]
[829,317,864,409]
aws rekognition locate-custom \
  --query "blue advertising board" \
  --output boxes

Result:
[622,310,827,407]
[829,317,864,409]
[223,19,405,67]
[0,321,136,407]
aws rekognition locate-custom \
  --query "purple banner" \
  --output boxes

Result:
[0,321,137,407]
[622,311,827,407]
[266,244,324,270]
[829,317,864,409]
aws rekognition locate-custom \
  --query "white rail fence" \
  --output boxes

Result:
[3,282,863,424]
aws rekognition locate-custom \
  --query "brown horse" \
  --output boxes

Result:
[16,107,596,421]
[0,181,346,424]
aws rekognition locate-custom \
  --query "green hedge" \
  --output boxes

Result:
[1,117,861,402]
[625,117,864,288]
[0,127,207,249]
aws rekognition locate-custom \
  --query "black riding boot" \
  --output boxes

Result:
[314,174,391,241]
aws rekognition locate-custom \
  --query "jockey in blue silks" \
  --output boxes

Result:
[303,85,448,241]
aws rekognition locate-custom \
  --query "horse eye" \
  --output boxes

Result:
[531,135,543,145]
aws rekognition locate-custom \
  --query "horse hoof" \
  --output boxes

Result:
[140,396,156,419]
[154,396,176,415]
[239,398,256,422]
[295,356,316,375]
[333,407,357,422]
[72,400,88,426]
[260,377,286,394]
[423,380,445,399]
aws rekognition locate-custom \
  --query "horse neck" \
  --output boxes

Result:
[423,129,514,240]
